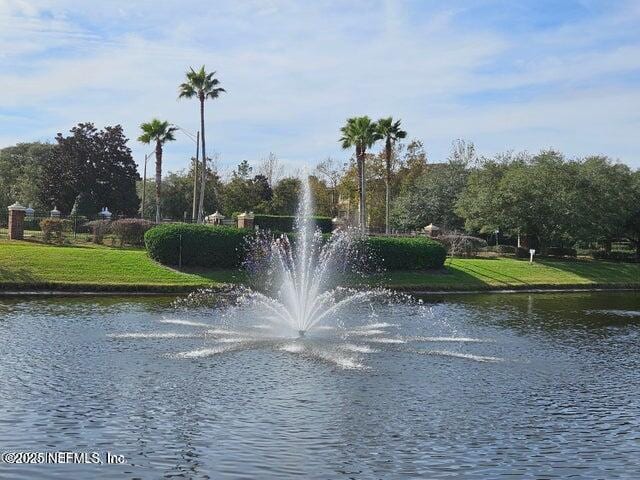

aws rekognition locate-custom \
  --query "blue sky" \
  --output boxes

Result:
[1,0,639,175]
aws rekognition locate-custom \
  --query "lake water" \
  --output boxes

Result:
[1,291,639,479]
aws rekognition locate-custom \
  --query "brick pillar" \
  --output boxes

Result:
[8,203,26,240]
[237,212,254,229]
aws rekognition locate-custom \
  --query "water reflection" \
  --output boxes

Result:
[0,292,639,479]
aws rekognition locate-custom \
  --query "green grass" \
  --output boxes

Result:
[0,240,638,292]
[0,240,238,292]
[367,257,640,291]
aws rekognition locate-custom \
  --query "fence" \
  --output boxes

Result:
[0,211,110,241]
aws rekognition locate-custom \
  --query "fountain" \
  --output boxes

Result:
[112,175,498,369]
[234,176,376,338]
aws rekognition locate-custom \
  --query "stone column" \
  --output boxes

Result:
[8,202,26,240]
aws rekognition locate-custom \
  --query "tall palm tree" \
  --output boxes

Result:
[340,116,381,232]
[377,117,407,234]
[179,66,225,222]
[138,119,177,223]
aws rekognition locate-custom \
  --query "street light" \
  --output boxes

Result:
[140,149,154,220]
[174,124,200,223]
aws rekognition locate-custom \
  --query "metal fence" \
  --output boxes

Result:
[0,211,108,241]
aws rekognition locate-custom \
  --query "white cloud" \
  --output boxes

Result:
[0,0,639,172]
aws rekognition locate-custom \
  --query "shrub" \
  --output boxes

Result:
[590,250,638,262]
[85,220,111,244]
[111,218,155,246]
[485,245,517,255]
[254,214,333,233]
[546,246,577,258]
[438,234,487,257]
[364,236,446,270]
[145,224,253,267]
[39,218,71,244]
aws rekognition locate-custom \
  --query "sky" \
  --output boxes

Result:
[1,0,639,176]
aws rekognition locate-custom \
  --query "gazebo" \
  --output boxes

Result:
[205,211,225,225]
[423,223,440,237]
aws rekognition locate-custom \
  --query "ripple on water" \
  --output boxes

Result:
[419,349,504,363]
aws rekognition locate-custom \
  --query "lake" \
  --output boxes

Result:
[1,291,639,479]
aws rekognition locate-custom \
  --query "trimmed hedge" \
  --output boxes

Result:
[254,214,333,233]
[145,224,252,268]
[145,224,446,270]
[365,236,446,270]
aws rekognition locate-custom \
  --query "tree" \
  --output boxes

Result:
[270,177,301,215]
[179,66,225,222]
[138,119,177,222]
[221,162,272,215]
[340,116,381,232]
[625,170,640,258]
[308,175,333,217]
[234,160,253,179]
[392,160,469,231]
[456,151,579,251]
[376,117,407,234]
[315,157,342,216]
[143,165,223,221]
[39,123,139,216]
[0,142,52,209]
[258,152,284,188]
[573,156,635,250]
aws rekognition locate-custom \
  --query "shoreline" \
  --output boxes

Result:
[1,283,638,297]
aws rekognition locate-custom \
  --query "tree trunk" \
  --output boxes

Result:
[385,137,392,235]
[355,146,361,230]
[361,150,367,233]
[191,131,200,222]
[355,146,365,233]
[197,96,206,223]
[155,141,162,223]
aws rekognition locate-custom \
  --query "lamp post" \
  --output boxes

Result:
[141,151,153,220]
[174,125,200,223]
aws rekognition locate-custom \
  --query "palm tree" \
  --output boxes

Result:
[179,66,225,222]
[138,119,177,223]
[377,117,407,234]
[340,116,382,232]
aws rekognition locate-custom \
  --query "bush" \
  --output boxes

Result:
[590,250,638,262]
[254,214,333,233]
[438,234,487,257]
[546,246,577,258]
[485,245,517,255]
[85,220,111,244]
[516,247,530,259]
[364,236,446,270]
[111,218,155,246]
[39,218,71,244]
[145,224,253,267]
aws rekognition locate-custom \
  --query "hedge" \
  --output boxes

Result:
[145,224,446,270]
[145,224,252,268]
[254,214,333,233]
[546,246,577,258]
[364,236,446,270]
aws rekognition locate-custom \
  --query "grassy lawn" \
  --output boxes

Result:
[0,240,237,291]
[369,257,640,290]
[0,239,638,292]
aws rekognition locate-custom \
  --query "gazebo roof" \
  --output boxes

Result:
[424,223,440,231]
[210,211,225,219]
